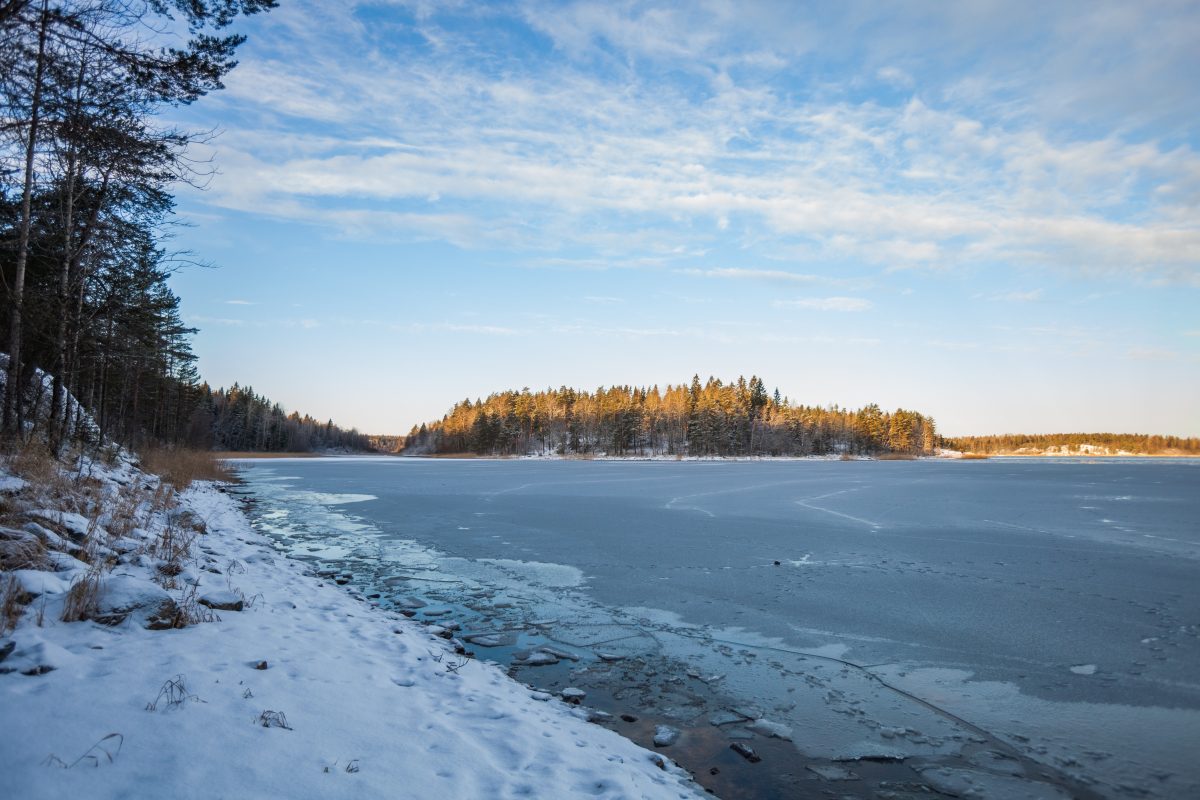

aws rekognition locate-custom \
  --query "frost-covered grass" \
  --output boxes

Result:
[0,449,701,799]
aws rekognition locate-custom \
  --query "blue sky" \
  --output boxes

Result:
[166,0,1200,436]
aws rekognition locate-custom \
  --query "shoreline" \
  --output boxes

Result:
[0,457,703,799]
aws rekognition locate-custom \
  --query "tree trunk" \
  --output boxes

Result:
[4,0,50,436]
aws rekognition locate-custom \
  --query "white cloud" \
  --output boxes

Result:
[180,0,1200,287]
[989,289,1043,303]
[773,296,874,312]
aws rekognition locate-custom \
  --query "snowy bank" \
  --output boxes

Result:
[0,455,701,799]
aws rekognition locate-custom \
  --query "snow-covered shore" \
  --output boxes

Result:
[0,454,702,799]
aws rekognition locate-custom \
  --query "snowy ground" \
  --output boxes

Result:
[0,455,701,799]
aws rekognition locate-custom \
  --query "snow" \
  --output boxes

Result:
[0,460,703,800]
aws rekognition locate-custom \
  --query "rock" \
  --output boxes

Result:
[198,591,244,612]
[21,664,55,676]
[653,725,680,747]
[422,608,453,617]
[807,765,858,781]
[94,574,172,625]
[620,713,639,723]
[773,560,781,566]
[144,599,181,630]
[730,743,761,763]
[530,691,553,702]
[0,639,14,663]
[561,687,587,704]
[255,660,269,670]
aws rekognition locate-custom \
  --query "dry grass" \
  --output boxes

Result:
[960,452,991,460]
[209,451,319,459]
[1,574,27,634]
[152,583,217,629]
[6,441,74,499]
[139,448,233,489]
[60,568,103,623]
[877,453,918,460]
[0,528,46,571]
[145,674,197,711]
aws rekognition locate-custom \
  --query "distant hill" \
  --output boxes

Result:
[943,433,1200,457]
[404,376,936,458]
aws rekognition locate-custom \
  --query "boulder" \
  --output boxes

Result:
[198,590,244,612]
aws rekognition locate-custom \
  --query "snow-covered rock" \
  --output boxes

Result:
[198,590,244,612]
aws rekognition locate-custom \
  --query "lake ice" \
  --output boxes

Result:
[235,457,1200,799]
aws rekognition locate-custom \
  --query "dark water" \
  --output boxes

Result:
[234,457,1200,799]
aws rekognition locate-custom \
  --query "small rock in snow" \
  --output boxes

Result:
[530,691,553,702]
[199,591,245,612]
[653,726,680,747]
[254,660,269,670]
[0,639,15,663]
[561,687,587,704]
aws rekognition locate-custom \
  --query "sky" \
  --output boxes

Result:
[165,0,1200,437]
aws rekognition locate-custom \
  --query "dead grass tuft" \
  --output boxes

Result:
[151,583,217,629]
[60,568,103,623]
[960,452,991,460]
[145,675,198,711]
[0,528,46,571]
[1,574,27,634]
[7,442,74,498]
[43,733,124,769]
[877,453,918,460]
[257,710,292,730]
[140,448,233,490]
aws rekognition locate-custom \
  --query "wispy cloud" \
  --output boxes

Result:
[677,268,872,289]
[985,289,1043,303]
[773,296,874,312]
[173,0,1200,288]
[225,299,258,306]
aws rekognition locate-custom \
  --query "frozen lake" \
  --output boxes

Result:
[234,457,1200,798]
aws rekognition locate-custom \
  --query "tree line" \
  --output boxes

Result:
[944,433,1200,456]
[403,376,938,458]
[0,0,285,452]
[185,383,372,453]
